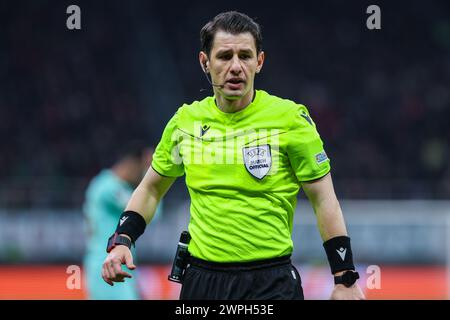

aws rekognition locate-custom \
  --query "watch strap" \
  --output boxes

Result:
[334,270,360,287]
[106,232,133,253]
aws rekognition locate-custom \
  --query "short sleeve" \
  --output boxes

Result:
[287,104,331,182]
[151,110,185,177]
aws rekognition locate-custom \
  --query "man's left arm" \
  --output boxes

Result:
[301,172,365,300]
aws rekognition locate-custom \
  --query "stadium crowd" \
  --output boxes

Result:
[1,1,449,208]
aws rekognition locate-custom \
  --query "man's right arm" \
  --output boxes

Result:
[102,166,176,286]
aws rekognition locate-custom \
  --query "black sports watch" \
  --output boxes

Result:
[334,270,360,287]
[106,232,133,253]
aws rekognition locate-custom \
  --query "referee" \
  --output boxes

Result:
[102,11,365,300]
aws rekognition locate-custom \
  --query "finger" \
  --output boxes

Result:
[112,259,124,275]
[120,271,132,279]
[104,275,114,286]
[102,267,114,286]
[111,259,132,279]
[113,275,125,283]
[102,262,110,279]
[106,261,117,280]
[104,263,115,282]
[113,267,132,279]
[125,253,136,270]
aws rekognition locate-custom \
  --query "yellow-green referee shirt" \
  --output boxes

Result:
[152,90,331,262]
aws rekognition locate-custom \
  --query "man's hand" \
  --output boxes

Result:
[330,283,366,300]
[102,245,136,286]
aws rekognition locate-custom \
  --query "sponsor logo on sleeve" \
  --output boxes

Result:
[315,151,329,165]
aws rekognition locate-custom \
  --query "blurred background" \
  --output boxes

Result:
[0,0,449,299]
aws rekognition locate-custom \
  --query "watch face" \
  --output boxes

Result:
[343,271,359,286]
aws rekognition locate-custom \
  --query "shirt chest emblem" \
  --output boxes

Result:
[242,144,272,180]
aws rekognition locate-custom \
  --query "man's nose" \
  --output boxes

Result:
[229,56,242,74]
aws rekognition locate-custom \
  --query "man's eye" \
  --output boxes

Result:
[240,55,251,59]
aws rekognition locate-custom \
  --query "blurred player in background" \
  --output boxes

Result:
[83,141,161,300]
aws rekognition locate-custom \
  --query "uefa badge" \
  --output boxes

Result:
[242,144,272,180]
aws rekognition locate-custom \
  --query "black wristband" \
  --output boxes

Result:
[323,236,355,274]
[115,211,147,243]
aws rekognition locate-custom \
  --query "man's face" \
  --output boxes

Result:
[201,30,264,100]
[126,149,153,186]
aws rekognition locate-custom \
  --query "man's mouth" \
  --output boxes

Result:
[226,78,245,84]
[225,78,245,89]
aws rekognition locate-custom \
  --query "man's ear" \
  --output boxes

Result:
[199,51,209,73]
[256,51,265,74]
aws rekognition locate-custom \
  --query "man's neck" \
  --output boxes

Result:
[214,89,255,113]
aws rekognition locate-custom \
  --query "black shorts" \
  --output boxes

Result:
[180,255,304,300]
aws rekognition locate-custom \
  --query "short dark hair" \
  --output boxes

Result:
[115,140,151,163]
[200,11,263,57]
